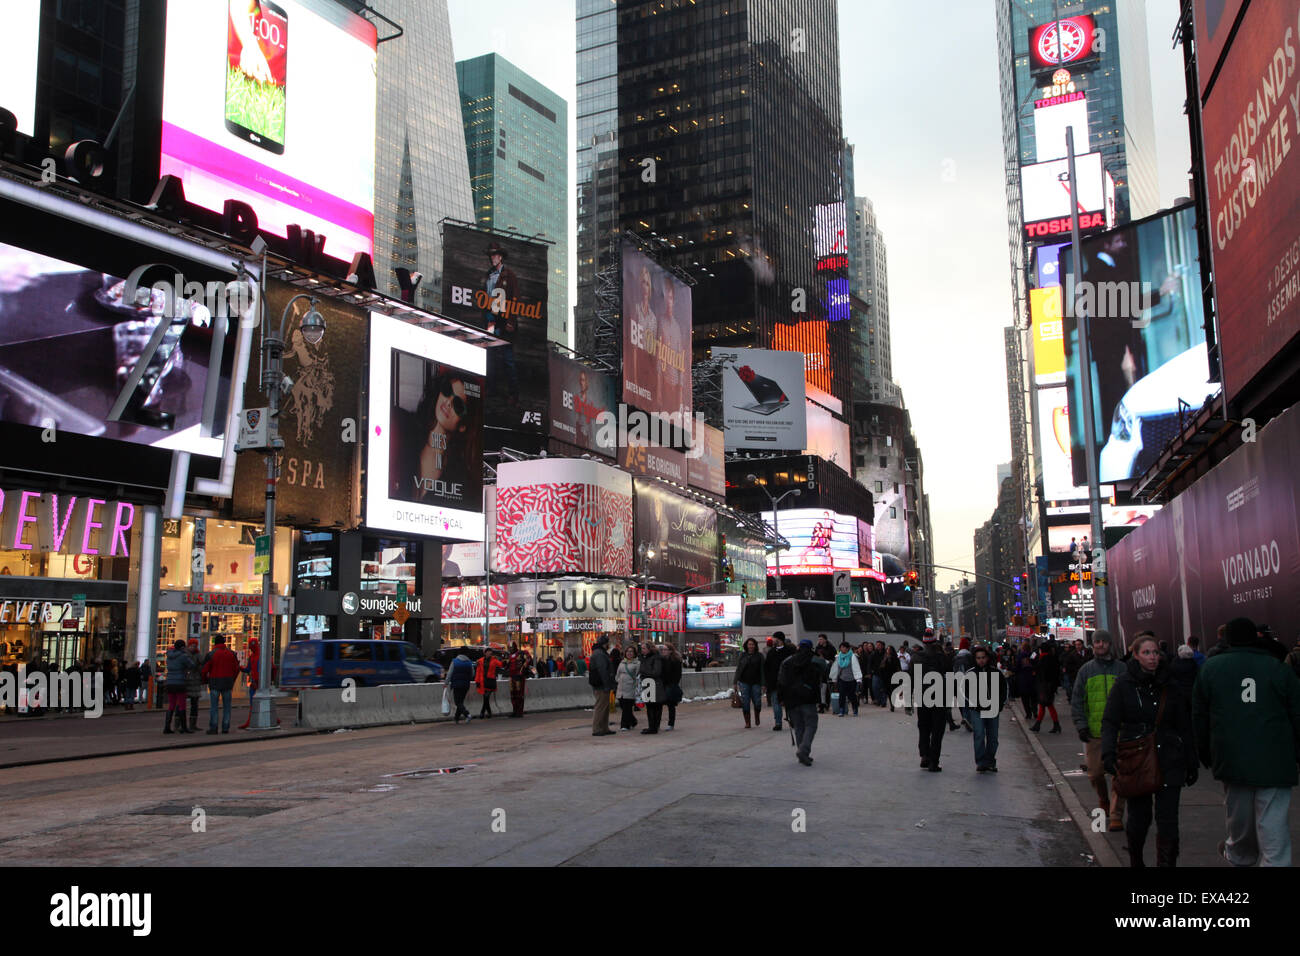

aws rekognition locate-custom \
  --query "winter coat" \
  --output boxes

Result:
[1015,651,1036,697]
[733,651,764,686]
[777,648,829,708]
[1032,644,1061,700]
[201,645,241,690]
[164,647,190,689]
[763,644,794,691]
[1062,648,1085,680]
[1070,652,1126,739]
[184,650,202,696]
[474,656,502,694]
[971,660,1010,714]
[1193,644,1300,788]
[589,646,615,691]
[1101,658,1196,787]
[616,659,641,701]
[447,655,476,689]
[1169,656,1198,696]
[829,652,862,682]
[638,651,665,703]
[662,656,683,691]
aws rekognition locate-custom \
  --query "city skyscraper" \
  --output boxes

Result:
[850,195,896,403]
[457,53,569,344]
[371,0,475,313]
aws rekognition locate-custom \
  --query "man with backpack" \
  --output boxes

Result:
[779,639,830,766]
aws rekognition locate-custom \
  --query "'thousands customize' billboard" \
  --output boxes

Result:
[716,349,807,451]
[1197,0,1300,403]
[548,353,617,454]
[495,459,633,576]
[365,314,486,542]
[635,480,717,589]
[160,0,378,261]
[233,281,362,526]
[1107,403,1300,649]
[440,225,549,432]
[621,242,691,419]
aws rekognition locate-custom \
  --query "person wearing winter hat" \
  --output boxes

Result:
[238,637,260,731]
[915,629,950,771]
[184,637,203,731]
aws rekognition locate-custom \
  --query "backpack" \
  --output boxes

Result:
[778,654,816,703]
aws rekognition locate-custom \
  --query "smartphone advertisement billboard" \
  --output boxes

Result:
[365,314,486,542]
[1061,205,1219,484]
[717,349,808,451]
[622,242,692,420]
[160,0,378,262]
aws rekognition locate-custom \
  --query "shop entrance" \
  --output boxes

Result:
[41,631,85,669]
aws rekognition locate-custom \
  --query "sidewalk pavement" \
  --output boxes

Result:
[0,697,308,768]
[1007,688,1300,867]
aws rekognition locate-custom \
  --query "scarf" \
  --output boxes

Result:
[836,651,854,669]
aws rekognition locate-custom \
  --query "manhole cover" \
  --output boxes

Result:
[131,804,289,817]
[382,766,475,779]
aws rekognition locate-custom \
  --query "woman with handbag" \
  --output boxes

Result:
[733,637,765,728]
[659,643,684,730]
[1101,634,1198,867]
[615,646,641,732]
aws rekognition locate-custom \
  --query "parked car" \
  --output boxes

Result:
[280,640,443,689]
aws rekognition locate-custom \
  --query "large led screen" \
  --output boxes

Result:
[685,594,742,631]
[495,458,633,576]
[548,352,616,454]
[621,242,691,419]
[0,241,238,457]
[1198,0,1300,403]
[1021,153,1108,229]
[1027,15,1100,77]
[1,1,39,136]
[441,225,549,431]
[1030,287,1065,385]
[160,0,378,262]
[1033,92,1088,162]
[1061,205,1219,485]
[772,320,833,395]
[761,508,861,576]
[717,349,807,451]
[365,313,486,542]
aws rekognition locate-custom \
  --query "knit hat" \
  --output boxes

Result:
[798,639,813,649]
[922,628,937,643]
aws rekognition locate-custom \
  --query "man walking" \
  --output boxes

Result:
[1194,616,1300,866]
[1071,630,1127,831]
[952,637,975,731]
[779,639,829,766]
[763,632,795,732]
[814,634,835,713]
[913,629,949,772]
[970,644,1009,772]
[200,635,240,735]
[589,635,615,736]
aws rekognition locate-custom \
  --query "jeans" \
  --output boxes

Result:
[769,688,783,727]
[208,686,232,731]
[1126,784,1182,858]
[871,674,885,706]
[646,702,664,732]
[970,711,1000,768]
[737,682,762,714]
[1223,784,1292,866]
[788,703,819,760]
[836,678,858,714]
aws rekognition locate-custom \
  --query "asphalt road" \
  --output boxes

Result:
[0,697,1090,866]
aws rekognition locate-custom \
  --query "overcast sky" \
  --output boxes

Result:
[446,0,1192,594]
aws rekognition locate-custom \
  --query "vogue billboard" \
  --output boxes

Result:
[495,459,633,577]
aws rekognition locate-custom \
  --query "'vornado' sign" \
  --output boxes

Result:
[507,580,629,619]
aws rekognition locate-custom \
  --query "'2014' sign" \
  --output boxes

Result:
[0,489,135,557]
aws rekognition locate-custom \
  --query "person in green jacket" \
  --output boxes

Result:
[1071,629,1127,832]
[1193,616,1300,867]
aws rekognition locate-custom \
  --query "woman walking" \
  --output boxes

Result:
[475,648,502,718]
[616,646,641,732]
[1101,634,1198,867]
[830,641,862,715]
[638,641,666,734]
[882,645,901,711]
[1016,643,1037,719]
[1031,639,1063,732]
[660,643,684,730]
[733,637,764,727]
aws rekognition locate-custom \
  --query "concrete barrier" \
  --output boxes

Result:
[298,669,741,731]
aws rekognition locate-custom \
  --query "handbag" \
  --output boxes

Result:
[730,688,742,709]
[1113,688,1167,798]
[667,684,684,705]
[441,683,451,716]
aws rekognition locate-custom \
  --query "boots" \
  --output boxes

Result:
[743,710,752,728]
[1030,719,1042,732]
[754,707,761,726]
[1156,836,1179,868]
[163,711,175,734]
[1049,721,1062,733]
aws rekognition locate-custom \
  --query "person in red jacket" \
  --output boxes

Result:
[200,634,241,734]
[475,648,502,719]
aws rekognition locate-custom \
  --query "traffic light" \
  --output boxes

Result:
[903,568,919,590]
[741,583,749,600]
[722,560,733,584]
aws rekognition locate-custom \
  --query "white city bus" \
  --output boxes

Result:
[741,599,932,651]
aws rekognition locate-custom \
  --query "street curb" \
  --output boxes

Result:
[1009,711,1123,867]
[0,725,319,770]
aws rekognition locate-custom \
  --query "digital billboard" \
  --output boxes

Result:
[771,320,833,395]
[1198,0,1300,404]
[495,458,633,577]
[441,225,549,431]
[761,508,861,576]
[1030,287,1065,385]
[635,479,717,589]
[1027,15,1100,77]
[685,594,742,631]
[1035,385,1117,502]
[813,202,848,259]
[0,241,240,459]
[547,352,616,454]
[1020,153,1111,240]
[1033,91,1088,162]
[442,542,484,578]
[365,313,486,542]
[1192,0,1249,98]
[687,423,726,497]
[232,281,363,526]
[1062,205,1219,484]
[1034,242,1068,289]
[619,438,687,485]
[1,1,39,136]
[826,277,851,322]
[804,400,850,467]
[622,242,692,419]
[160,0,378,262]
[441,584,507,623]
[717,349,807,451]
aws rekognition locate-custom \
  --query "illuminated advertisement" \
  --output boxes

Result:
[1020,153,1111,239]
[1191,0,1249,98]
[1037,385,1090,501]
[160,1,378,262]
[442,542,484,578]
[494,458,633,576]
[804,399,850,467]
[685,594,742,631]
[548,353,616,454]
[772,320,833,395]
[441,584,507,623]
[630,587,684,634]
[1027,15,1099,77]
[761,508,860,576]
[814,202,848,259]
[621,242,692,419]
[826,277,851,322]
[716,349,807,451]
[687,423,726,497]
[1033,91,1088,162]
[365,313,486,542]
[635,480,717,589]
[1048,524,1092,553]
[719,513,767,595]
[873,490,909,568]
[1,1,39,136]
[1030,287,1065,385]
[619,438,687,485]
[1034,242,1068,289]
[442,225,550,431]
[1197,0,1300,403]
[0,241,240,458]
[1062,205,1218,484]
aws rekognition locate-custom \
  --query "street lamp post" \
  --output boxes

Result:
[746,475,799,597]
[636,543,656,637]
[250,291,326,731]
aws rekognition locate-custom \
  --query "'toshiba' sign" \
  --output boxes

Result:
[0,489,136,557]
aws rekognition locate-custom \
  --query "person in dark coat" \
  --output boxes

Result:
[638,641,666,734]
[184,639,203,730]
[163,640,192,734]
[660,643,684,730]
[507,643,530,718]
[733,637,765,728]
[880,645,900,711]
[589,636,615,736]
[813,634,836,713]
[763,632,796,730]
[1031,639,1062,732]
[122,660,141,712]
[1015,645,1037,719]
[1170,644,1198,695]
[1101,634,1198,867]
[913,630,950,771]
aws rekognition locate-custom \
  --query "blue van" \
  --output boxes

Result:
[280,640,444,689]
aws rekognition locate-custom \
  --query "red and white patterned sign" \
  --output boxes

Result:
[441,585,507,622]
